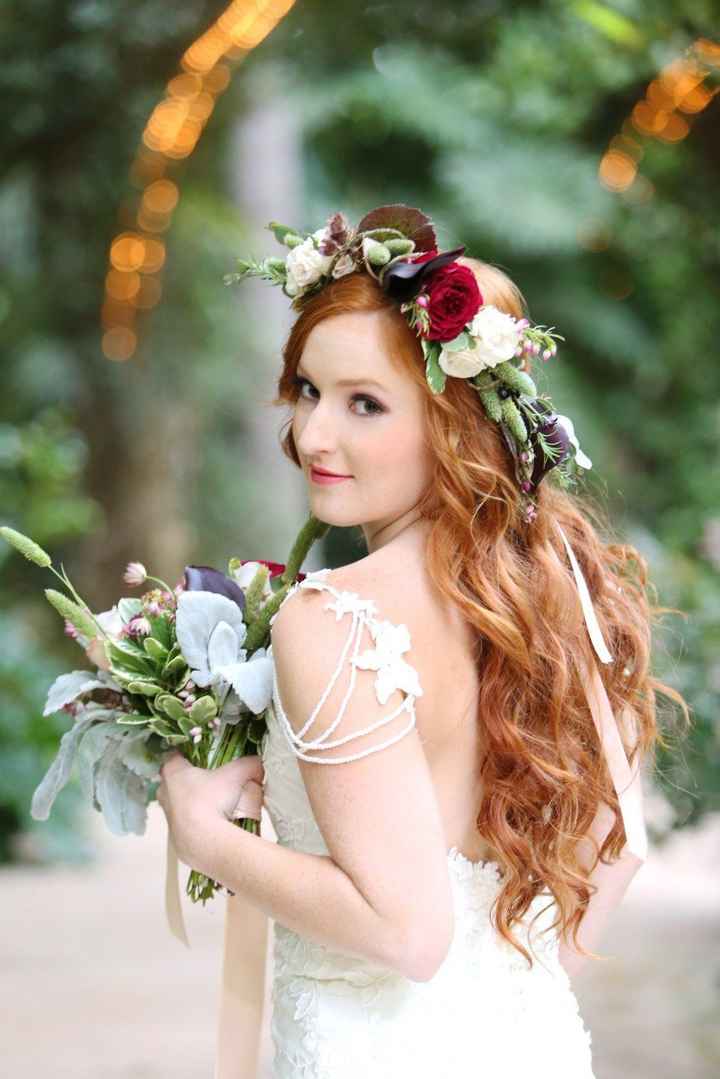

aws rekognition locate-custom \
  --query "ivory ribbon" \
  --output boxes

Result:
[555,522,648,864]
[163,804,270,1078]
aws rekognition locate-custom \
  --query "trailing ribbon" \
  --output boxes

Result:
[164,815,270,1077]
[555,522,648,864]
[165,829,190,948]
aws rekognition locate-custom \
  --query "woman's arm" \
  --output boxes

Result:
[182,811,428,981]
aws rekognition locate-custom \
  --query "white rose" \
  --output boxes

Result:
[438,344,488,378]
[285,236,334,296]
[467,305,524,370]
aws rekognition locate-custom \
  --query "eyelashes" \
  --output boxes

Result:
[291,375,384,417]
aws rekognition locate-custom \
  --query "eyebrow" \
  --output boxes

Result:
[296,366,386,391]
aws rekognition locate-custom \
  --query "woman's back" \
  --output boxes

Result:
[260,558,596,1078]
[327,544,499,867]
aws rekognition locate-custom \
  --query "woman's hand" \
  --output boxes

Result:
[156,750,265,867]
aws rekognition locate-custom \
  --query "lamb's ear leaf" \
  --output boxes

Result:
[30,716,99,820]
[44,671,110,716]
[94,732,152,836]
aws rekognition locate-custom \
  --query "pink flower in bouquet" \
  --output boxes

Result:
[123,561,147,587]
[127,615,152,637]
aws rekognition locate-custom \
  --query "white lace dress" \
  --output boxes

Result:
[259,569,595,1078]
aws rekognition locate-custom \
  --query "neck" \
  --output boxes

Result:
[361,510,431,556]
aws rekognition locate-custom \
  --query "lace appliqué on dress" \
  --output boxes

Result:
[268,571,424,765]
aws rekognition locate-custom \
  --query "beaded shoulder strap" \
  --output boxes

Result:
[268,571,424,764]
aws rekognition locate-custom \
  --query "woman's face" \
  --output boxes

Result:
[291,309,434,552]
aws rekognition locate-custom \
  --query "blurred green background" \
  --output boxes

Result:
[1,0,718,871]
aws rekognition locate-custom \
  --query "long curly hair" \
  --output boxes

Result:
[269,259,692,969]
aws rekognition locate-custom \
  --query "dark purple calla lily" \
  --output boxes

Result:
[528,402,572,489]
[183,564,246,614]
[379,245,467,303]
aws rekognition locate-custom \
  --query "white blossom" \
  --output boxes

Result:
[351,618,424,705]
[438,342,488,378]
[285,236,334,297]
[465,305,524,371]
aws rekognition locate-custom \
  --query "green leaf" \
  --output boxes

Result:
[267,221,302,245]
[143,637,168,662]
[442,331,471,352]
[148,614,173,649]
[156,694,188,722]
[161,654,187,677]
[149,718,176,738]
[126,680,163,697]
[189,695,217,723]
[177,715,195,736]
[422,341,446,394]
[108,639,155,675]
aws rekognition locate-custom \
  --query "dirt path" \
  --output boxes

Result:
[3,806,718,1077]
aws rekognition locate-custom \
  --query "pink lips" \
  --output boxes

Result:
[310,467,352,485]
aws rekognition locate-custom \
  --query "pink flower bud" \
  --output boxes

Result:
[521,480,533,493]
[542,349,552,361]
[64,619,79,640]
[127,615,151,637]
[123,561,147,587]
[416,294,429,308]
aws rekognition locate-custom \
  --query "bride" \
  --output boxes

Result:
[157,206,689,1078]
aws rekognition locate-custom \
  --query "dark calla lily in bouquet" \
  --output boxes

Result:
[0,514,328,904]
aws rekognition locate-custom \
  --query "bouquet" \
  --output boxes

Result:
[1,514,328,903]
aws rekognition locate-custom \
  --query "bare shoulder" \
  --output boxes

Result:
[320,547,432,627]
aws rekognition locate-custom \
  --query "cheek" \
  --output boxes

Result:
[371,420,431,482]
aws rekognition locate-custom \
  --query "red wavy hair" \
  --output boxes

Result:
[269,259,692,969]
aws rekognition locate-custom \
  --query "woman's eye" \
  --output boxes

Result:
[292,376,383,417]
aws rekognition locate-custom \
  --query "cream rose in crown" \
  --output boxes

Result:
[283,229,335,298]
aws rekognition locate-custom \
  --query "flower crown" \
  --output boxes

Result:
[225,203,592,525]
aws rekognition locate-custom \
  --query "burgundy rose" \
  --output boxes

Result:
[245,559,306,583]
[422,262,482,343]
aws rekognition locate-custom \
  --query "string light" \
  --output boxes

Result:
[103,0,297,362]
[597,38,719,197]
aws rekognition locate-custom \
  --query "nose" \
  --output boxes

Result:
[294,402,339,461]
